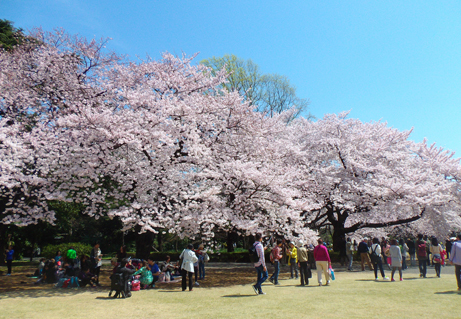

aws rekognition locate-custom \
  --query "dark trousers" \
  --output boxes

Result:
[418,258,427,277]
[92,266,101,283]
[455,265,461,289]
[7,260,12,274]
[402,256,407,270]
[434,263,441,277]
[373,259,385,279]
[290,258,298,278]
[299,261,309,285]
[181,269,193,291]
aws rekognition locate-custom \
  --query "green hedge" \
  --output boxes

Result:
[42,242,92,260]
[147,250,271,263]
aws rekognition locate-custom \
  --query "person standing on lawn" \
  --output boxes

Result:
[297,240,310,286]
[430,237,443,278]
[370,238,389,281]
[313,238,331,286]
[389,239,402,281]
[287,241,298,279]
[358,238,373,271]
[66,246,77,265]
[449,233,461,290]
[416,234,427,278]
[90,242,102,286]
[252,233,268,295]
[346,237,354,271]
[180,244,198,292]
[5,245,14,275]
[269,238,283,285]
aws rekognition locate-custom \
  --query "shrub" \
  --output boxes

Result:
[42,242,92,260]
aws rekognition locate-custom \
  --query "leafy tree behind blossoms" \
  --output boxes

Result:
[201,54,311,121]
[0,28,316,249]
[287,112,461,250]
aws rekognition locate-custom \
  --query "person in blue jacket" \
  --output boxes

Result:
[5,245,14,275]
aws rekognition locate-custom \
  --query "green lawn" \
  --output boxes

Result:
[0,265,459,319]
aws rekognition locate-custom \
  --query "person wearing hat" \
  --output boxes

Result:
[287,241,298,279]
[449,233,461,290]
[297,240,310,286]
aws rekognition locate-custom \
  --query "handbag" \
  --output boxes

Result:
[329,268,335,280]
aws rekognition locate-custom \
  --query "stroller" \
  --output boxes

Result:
[109,273,130,298]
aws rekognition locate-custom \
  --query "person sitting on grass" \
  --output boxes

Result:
[44,259,58,283]
[160,255,177,281]
[133,260,153,289]
[79,254,97,287]
[147,257,161,288]
[36,258,46,277]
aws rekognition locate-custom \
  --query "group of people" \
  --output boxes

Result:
[251,233,461,295]
[29,243,103,287]
[356,234,452,280]
[110,243,208,297]
[252,234,334,295]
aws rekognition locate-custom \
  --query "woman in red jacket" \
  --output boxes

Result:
[313,238,331,286]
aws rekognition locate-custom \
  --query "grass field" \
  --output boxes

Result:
[0,262,459,319]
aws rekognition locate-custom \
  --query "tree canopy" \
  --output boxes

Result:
[200,54,311,121]
[1,28,461,249]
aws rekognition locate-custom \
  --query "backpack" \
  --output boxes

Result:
[62,279,71,288]
[369,245,380,263]
[249,243,260,263]
[55,277,67,288]
[110,273,125,291]
[417,242,427,257]
[131,279,140,291]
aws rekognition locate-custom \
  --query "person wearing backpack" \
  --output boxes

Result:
[269,238,283,285]
[369,238,389,281]
[252,233,268,295]
[416,234,427,278]
[114,258,137,297]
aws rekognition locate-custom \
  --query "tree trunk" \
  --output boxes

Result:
[135,227,155,260]
[157,232,163,252]
[227,231,238,253]
[332,226,346,253]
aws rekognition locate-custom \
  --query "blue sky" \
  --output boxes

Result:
[3,1,461,155]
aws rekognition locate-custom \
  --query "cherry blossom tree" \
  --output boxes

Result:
[1,29,316,252]
[288,112,461,250]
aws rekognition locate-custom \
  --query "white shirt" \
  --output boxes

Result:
[180,249,198,273]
